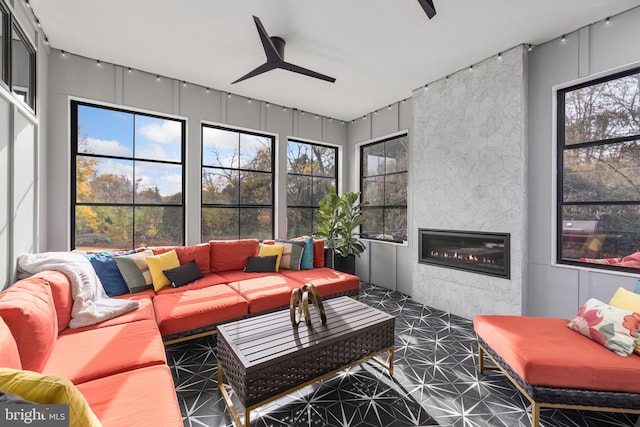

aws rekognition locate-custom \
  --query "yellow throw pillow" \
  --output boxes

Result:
[146,249,180,291]
[258,244,285,271]
[608,287,640,355]
[0,368,101,427]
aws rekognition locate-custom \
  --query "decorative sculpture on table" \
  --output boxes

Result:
[290,283,327,327]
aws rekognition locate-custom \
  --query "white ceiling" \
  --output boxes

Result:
[29,0,640,121]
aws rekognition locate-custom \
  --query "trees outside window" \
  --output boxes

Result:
[287,140,337,238]
[360,134,408,243]
[72,101,185,250]
[201,125,274,241]
[558,67,640,270]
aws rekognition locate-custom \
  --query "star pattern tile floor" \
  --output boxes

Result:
[166,283,640,427]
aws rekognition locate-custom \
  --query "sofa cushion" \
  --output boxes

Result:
[209,239,259,272]
[257,244,284,271]
[147,249,180,291]
[149,244,212,276]
[223,272,303,313]
[58,297,156,335]
[313,239,325,268]
[244,255,279,273]
[275,239,305,270]
[43,319,166,384]
[292,236,314,269]
[279,267,361,297]
[153,284,248,336]
[474,315,640,393]
[0,317,21,369]
[77,365,182,427]
[114,249,154,293]
[33,271,73,331]
[567,298,640,356]
[154,272,229,295]
[0,277,57,372]
[163,260,204,287]
[85,251,130,296]
[609,286,640,355]
[0,368,101,427]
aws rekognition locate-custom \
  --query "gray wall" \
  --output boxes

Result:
[347,101,413,295]
[0,0,46,290]
[527,7,640,318]
[44,50,348,252]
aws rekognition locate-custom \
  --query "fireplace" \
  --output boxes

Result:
[419,229,510,278]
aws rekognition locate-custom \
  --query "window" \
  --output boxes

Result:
[201,124,274,240]
[287,140,338,238]
[0,4,6,83]
[557,67,640,270]
[71,101,185,250]
[0,1,36,109]
[360,134,408,243]
[11,23,35,109]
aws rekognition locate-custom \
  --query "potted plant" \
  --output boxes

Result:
[314,187,367,275]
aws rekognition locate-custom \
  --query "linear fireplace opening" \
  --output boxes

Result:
[419,229,510,279]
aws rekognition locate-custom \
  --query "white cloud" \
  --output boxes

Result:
[84,137,131,156]
[139,120,181,144]
[202,127,238,149]
[136,144,169,160]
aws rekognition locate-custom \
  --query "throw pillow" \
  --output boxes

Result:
[0,368,101,427]
[114,249,154,293]
[0,278,57,372]
[146,249,181,291]
[163,260,204,288]
[258,244,285,271]
[292,236,314,269]
[609,287,640,355]
[275,239,306,270]
[0,390,33,404]
[567,298,640,356]
[244,255,278,273]
[85,251,129,296]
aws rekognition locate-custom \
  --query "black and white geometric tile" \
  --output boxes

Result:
[166,283,640,426]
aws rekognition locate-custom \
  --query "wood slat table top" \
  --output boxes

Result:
[217,296,394,372]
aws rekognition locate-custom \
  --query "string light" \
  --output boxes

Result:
[497,52,502,60]
[561,35,566,42]
[205,88,210,93]
[605,17,611,25]
[156,75,160,81]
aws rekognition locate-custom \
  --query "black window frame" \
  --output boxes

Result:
[286,139,339,238]
[359,133,408,244]
[557,65,640,272]
[0,0,36,112]
[70,100,186,250]
[200,123,275,241]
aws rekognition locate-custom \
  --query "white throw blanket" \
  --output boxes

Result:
[17,251,139,329]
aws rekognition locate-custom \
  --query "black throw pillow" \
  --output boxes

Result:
[163,260,204,288]
[244,255,278,273]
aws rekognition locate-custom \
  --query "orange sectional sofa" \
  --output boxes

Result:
[0,238,360,426]
[474,315,640,427]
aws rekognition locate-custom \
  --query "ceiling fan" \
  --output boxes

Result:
[232,15,336,84]
[418,0,436,19]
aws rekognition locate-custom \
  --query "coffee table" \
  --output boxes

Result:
[217,295,395,426]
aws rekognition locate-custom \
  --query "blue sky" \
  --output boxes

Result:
[78,105,182,197]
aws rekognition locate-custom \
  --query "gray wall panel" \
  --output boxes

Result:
[296,111,323,141]
[49,53,117,102]
[123,70,174,113]
[371,104,398,139]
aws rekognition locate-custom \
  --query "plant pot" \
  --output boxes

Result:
[332,254,356,275]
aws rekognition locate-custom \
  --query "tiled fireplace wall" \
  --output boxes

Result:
[411,46,528,319]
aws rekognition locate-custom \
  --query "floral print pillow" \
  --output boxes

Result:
[567,298,640,357]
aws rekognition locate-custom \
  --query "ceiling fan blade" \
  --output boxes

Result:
[417,0,437,19]
[231,62,277,84]
[253,15,282,63]
[280,61,336,83]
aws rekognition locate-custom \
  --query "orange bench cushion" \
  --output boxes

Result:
[474,315,640,393]
[58,297,156,335]
[279,267,360,296]
[77,364,182,427]
[43,319,166,384]
[152,283,248,336]
[220,271,302,313]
